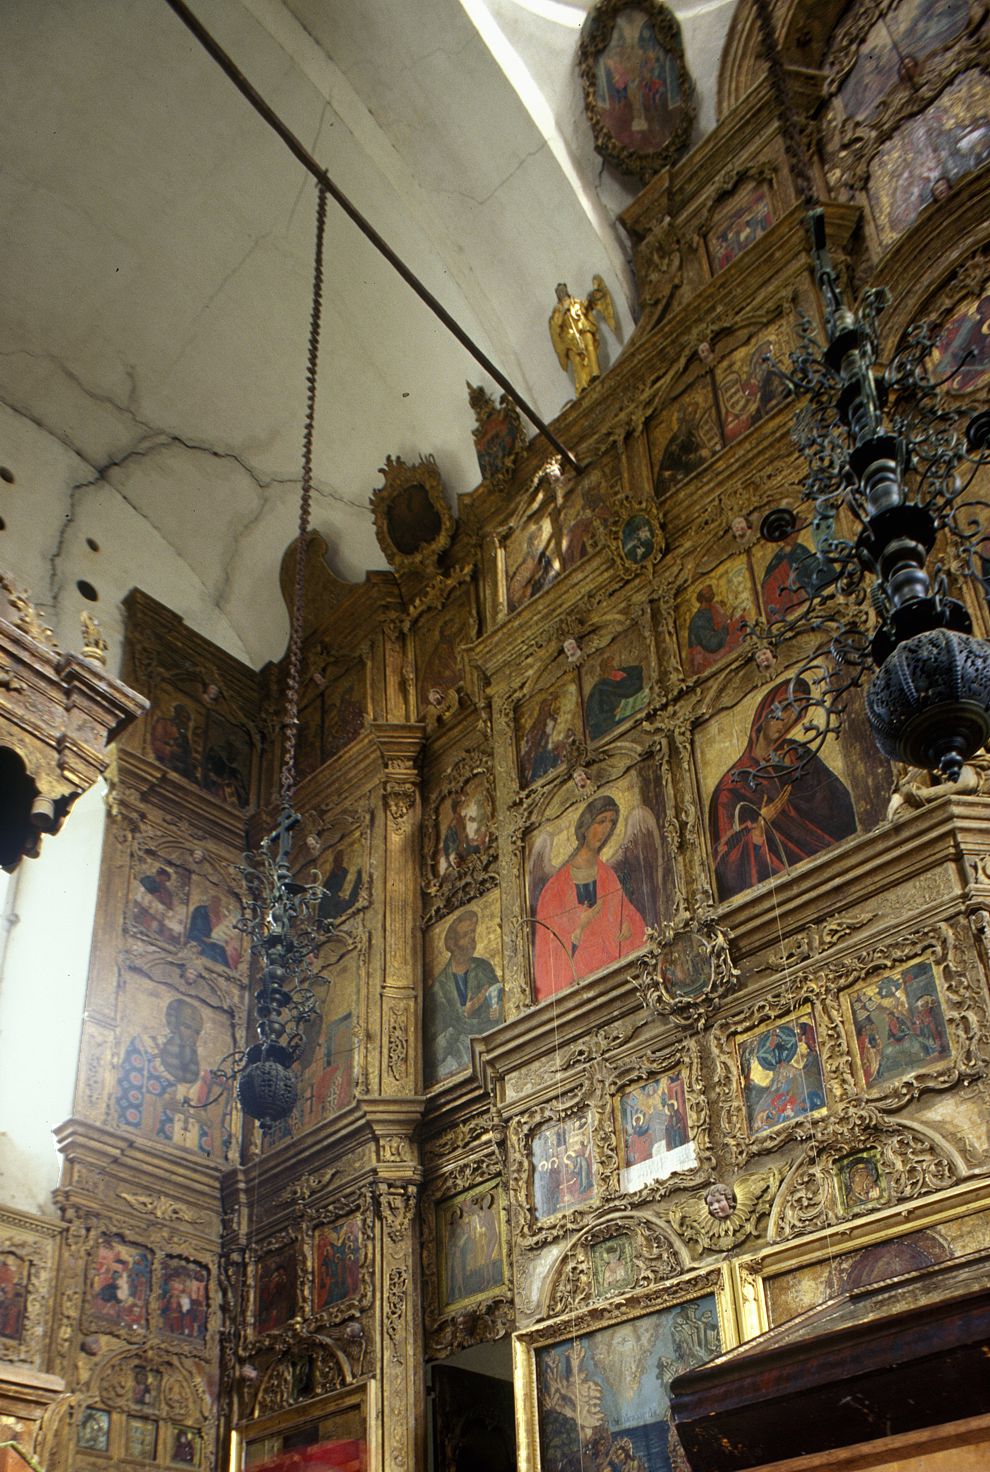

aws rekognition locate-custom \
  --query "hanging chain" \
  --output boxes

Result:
[751,0,818,208]
[280,182,328,810]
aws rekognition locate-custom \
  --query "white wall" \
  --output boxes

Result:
[0,782,107,1216]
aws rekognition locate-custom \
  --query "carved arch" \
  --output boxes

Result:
[541,1210,687,1320]
[768,1107,967,1241]
[252,1333,351,1419]
[90,1342,211,1422]
[717,0,844,121]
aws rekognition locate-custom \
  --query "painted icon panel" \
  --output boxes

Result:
[531,1111,596,1222]
[0,1251,29,1344]
[130,1365,162,1411]
[433,772,494,885]
[128,852,191,949]
[436,1181,506,1311]
[423,888,503,1088]
[262,954,357,1150]
[677,559,756,676]
[736,1008,827,1137]
[314,1217,362,1313]
[616,1070,696,1193]
[88,1235,152,1332]
[159,1257,208,1342]
[314,830,365,927]
[929,291,990,397]
[754,528,836,627]
[169,1425,202,1466]
[505,506,563,612]
[589,1235,636,1300]
[126,1415,158,1460]
[516,676,581,787]
[697,676,859,903]
[114,977,235,1161]
[201,708,252,807]
[706,180,775,273]
[580,628,651,742]
[619,511,658,566]
[834,1148,890,1217]
[76,1408,111,1453]
[650,377,721,496]
[714,323,792,445]
[845,959,951,1091]
[526,763,668,1002]
[185,874,243,971]
[589,7,691,157]
[256,1243,297,1335]
[322,664,366,762]
[535,1296,720,1471]
[868,70,990,246]
[415,585,474,717]
[558,467,611,570]
[148,682,203,784]
[837,0,968,122]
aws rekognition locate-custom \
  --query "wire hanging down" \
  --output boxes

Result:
[162,0,583,474]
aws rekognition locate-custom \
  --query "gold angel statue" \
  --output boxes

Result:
[549,276,616,396]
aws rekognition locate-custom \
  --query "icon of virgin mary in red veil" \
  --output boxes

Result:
[708,678,857,902]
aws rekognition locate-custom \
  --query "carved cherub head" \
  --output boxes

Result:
[705,1182,736,1219]
[731,514,752,543]
[755,645,776,675]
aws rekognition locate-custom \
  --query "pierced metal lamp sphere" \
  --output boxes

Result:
[866,628,990,782]
[237,1044,299,1124]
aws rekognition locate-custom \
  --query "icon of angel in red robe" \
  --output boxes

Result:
[528,793,658,1001]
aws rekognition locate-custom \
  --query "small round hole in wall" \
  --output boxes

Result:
[0,468,14,484]
[76,580,99,602]
[85,537,100,552]
[0,517,7,531]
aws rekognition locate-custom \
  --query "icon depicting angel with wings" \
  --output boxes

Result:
[527,792,660,1001]
[548,276,617,395]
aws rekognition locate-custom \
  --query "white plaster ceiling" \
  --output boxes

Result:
[1,0,735,668]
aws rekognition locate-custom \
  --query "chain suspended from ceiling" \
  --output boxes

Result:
[194,186,336,1130]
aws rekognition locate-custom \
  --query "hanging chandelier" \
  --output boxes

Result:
[746,0,990,786]
[202,186,333,1130]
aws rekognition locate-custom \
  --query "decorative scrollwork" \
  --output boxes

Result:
[543,1215,684,1319]
[376,1182,418,1246]
[384,1267,407,1365]
[770,1103,965,1240]
[634,916,739,1028]
[253,1335,349,1417]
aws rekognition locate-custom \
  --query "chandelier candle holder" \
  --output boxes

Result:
[189,185,332,1131]
[228,806,329,1125]
[753,207,990,784]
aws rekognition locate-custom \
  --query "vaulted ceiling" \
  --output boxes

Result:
[2,0,736,666]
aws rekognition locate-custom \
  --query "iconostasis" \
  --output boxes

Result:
[13,4,990,1471]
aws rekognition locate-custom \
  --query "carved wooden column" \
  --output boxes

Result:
[369,724,424,1472]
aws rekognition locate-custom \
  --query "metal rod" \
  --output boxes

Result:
[162,0,583,473]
